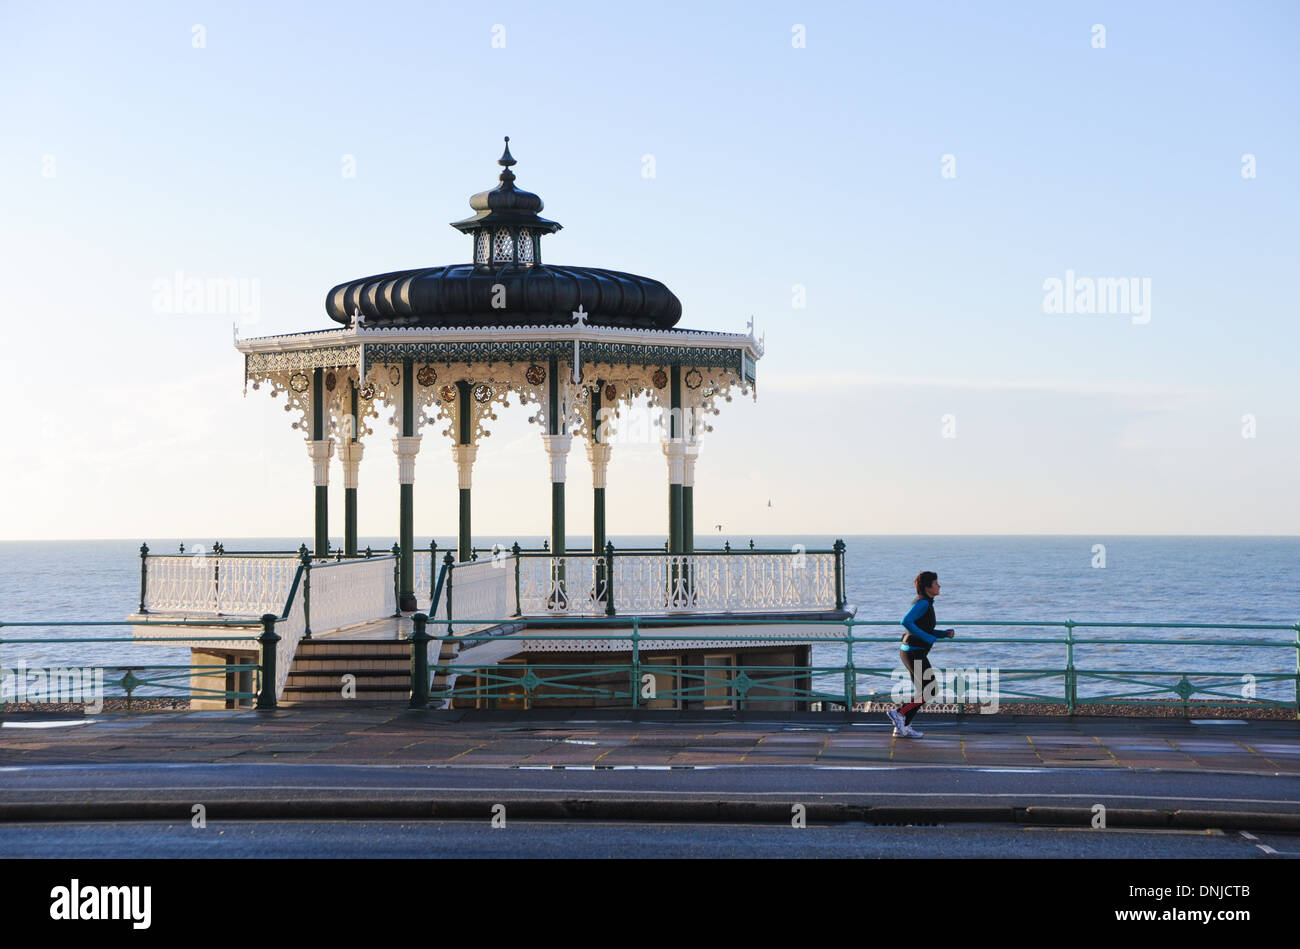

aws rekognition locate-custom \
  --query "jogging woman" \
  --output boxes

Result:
[886,571,955,738]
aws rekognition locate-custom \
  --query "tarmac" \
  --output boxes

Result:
[3,706,1299,830]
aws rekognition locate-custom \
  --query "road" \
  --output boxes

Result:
[3,818,1298,858]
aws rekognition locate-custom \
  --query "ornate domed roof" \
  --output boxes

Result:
[325,138,682,330]
[327,263,682,329]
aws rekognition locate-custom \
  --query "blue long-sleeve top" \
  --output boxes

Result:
[901,598,949,651]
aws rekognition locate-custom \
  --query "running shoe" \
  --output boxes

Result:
[886,708,906,733]
[902,724,925,738]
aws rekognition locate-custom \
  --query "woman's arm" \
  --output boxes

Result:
[901,600,937,645]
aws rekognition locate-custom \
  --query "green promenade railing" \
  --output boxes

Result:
[415,616,1300,717]
[4,613,1296,717]
[0,618,268,709]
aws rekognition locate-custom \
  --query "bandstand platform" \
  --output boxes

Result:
[127,139,853,711]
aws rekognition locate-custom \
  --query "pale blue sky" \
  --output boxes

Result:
[1,1,1297,540]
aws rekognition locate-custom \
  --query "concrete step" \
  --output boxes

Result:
[280,687,411,703]
[293,659,410,672]
[296,643,410,656]
[286,674,410,688]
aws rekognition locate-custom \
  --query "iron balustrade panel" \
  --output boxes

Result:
[306,557,398,634]
[447,556,518,631]
[518,555,606,616]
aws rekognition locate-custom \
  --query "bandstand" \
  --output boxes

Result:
[131,139,850,710]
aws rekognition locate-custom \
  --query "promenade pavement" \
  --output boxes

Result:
[3,706,1299,774]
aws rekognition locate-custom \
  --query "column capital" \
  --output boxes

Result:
[392,435,422,485]
[586,441,613,490]
[306,439,334,487]
[662,437,687,484]
[682,442,701,488]
[542,433,573,483]
[339,439,365,490]
[452,443,478,490]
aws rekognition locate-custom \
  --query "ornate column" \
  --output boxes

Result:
[338,438,364,558]
[587,442,612,555]
[663,437,686,554]
[393,357,420,612]
[452,444,478,563]
[309,367,331,558]
[681,442,699,555]
[664,364,686,554]
[543,434,573,555]
[587,380,610,555]
[307,439,333,557]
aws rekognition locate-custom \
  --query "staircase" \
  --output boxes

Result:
[280,636,461,704]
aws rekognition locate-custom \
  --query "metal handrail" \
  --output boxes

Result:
[411,615,1300,716]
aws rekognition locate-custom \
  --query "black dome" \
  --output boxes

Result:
[326,138,682,330]
[326,263,682,329]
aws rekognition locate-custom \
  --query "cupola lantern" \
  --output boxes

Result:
[452,136,561,267]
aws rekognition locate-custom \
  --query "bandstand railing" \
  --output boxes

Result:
[133,548,398,700]
[428,542,847,624]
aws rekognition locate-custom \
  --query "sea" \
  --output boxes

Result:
[1,536,1297,703]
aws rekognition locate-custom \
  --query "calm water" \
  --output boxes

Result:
[1,536,1297,701]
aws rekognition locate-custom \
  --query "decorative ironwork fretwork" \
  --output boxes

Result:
[492,229,514,263]
[245,345,361,378]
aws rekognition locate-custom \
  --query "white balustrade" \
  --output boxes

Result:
[517,555,607,617]
[143,555,299,616]
[305,556,397,634]
[443,556,517,633]
[274,583,307,700]
[584,551,836,616]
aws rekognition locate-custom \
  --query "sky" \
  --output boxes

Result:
[0,0,1297,541]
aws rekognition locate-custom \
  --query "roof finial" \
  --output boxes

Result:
[499,136,516,167]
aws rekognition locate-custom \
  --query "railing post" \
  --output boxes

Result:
[1294,622,1299,721]
[138,542,149,613]
[1064,619,1076,714]
[212,541,223,614]
[429,539,438,603]
[843,618,855,714]
[630,617,640,710]
[391,542,401,617]
[299,546,312,640]
[256,614,280,710]
[604,542,616,617]
[409,612,430,708]
[833,539,846,611]
[443,552,455,636]
[511,542,522,617]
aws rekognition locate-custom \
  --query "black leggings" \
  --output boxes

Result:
[898,649,933,726]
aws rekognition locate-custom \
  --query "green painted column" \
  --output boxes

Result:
[342,381,361,557]
[393,359,420,612]
[309,367,332,559]
[593,487,606,553]
[682,486,694,554]
[543,355,570,557]
[454,381,475,563]
[665,365,684,554]
[589,385,610,555]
